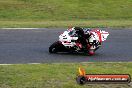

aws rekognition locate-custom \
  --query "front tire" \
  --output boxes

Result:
[49,41,59,53]
[49,46,57,53]
[49,41,66,53]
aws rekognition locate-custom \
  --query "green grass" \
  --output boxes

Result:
[0,0,132,20]
[0,62,132,88]
[0,20,132,28]
[0,0,131,28]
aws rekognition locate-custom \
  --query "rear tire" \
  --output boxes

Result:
[88,49,95,56]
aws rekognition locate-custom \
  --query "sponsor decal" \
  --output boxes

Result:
[76,67,131,85]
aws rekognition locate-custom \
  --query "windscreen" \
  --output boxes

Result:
[68,30,77,37]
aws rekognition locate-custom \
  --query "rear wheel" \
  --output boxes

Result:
[88,49,95,56]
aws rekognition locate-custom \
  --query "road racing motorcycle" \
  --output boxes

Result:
[49,27,109,55]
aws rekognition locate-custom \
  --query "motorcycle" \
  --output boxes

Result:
[49,27,109,55]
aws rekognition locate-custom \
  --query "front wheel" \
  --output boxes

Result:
[49,46,57,53]
[49,41,59,53]
[49,41,66,53]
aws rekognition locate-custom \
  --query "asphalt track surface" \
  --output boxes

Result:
[0,28,132,64]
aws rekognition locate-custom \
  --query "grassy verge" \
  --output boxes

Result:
[0,20,132,28]
[0,62,132,88]
[0,0,132,20]
[0,0,132,28]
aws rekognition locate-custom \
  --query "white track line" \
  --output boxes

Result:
[1,28,41,30]
[0,64,13,65]
[27,63,41,64]
[0,63,41,65]
[0,62,131,65]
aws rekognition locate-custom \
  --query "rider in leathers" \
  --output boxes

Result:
[74,27,90,51]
